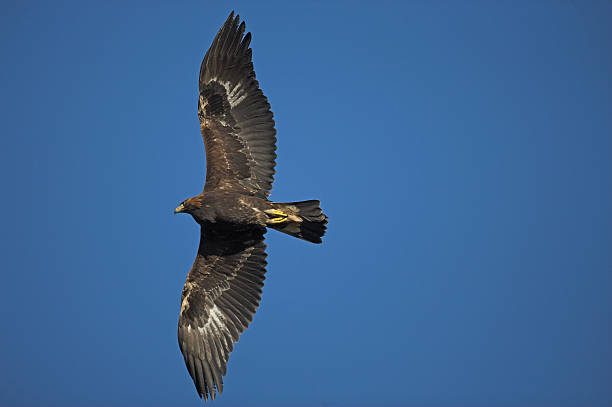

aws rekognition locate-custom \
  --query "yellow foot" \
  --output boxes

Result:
[264,208,288,224]
[267,217,287,224]
[264,209,287,217]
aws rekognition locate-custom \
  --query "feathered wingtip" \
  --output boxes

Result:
[209,11,238,51]
[199,11,253,87]
[221,10,235,29]
[215,11,245,48]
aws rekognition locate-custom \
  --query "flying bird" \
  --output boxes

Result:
[174,12,328,401]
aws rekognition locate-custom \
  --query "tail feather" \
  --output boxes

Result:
[269,200,328,243]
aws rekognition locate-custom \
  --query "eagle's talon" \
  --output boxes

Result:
[264,209,287,217]
[267,217,288,224]
[264,208,289,224]
[266,216,287,224]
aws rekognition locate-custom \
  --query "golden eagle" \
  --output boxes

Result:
[174,12,328,401]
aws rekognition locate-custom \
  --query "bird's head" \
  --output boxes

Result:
[174,196,203,215]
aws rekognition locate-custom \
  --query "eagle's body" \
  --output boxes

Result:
[173,12,327,401]
[182,191,270,225]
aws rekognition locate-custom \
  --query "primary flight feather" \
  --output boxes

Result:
[174,12,328,401]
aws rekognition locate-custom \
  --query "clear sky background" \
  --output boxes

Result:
[1,1,611,406]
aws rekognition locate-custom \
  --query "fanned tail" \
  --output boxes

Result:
[266,200,328,243]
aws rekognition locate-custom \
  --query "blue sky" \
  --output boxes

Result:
[1,1,611,406]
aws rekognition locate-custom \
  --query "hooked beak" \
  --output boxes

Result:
[174,203,185,214]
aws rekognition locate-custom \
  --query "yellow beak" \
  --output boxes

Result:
[174,203,185,214]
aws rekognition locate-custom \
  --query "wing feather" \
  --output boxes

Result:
[178,225,267,401]
[198,12,277,198]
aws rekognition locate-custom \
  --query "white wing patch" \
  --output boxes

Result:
[199,304,225,334]
[226,81,248,108]
[212,78,248,108]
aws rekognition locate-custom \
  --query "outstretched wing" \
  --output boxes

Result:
[178,226,267,401]
[198,12,277,198]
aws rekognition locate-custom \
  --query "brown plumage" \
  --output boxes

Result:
[174,12,328,401]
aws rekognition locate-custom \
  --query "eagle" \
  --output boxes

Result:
[173,12,328,401]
